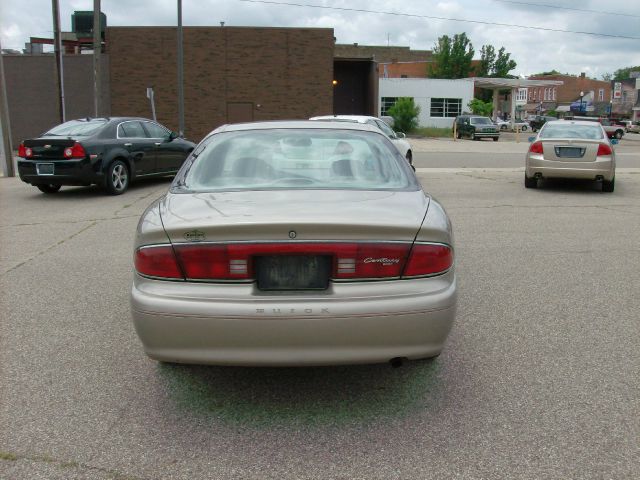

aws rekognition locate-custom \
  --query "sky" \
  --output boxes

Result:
[1,0,639,79]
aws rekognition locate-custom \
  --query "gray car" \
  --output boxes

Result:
[525,120,616,192]
[130,121,456,366]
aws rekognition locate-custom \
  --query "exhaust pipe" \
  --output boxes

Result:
[389,357,407,368]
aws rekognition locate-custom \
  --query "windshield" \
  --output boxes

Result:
[539,123,604,140]
[179,129,415,192]
[470,117,492,125]
[44,119,107,136]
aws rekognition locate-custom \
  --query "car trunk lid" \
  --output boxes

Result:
[23,137,76,160]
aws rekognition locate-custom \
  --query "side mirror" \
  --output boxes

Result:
[168,131,179,141]
[611,139,619,145]
[395,131,406,139]
[528,136,536,143]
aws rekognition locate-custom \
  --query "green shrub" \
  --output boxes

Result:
[467,98,493,116]
[387,98,420,133]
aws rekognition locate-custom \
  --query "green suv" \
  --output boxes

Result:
[454,115,499,141]
[529,115,557,132]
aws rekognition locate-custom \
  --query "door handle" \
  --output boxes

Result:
[124,143,132,147]
[154,142,162,146]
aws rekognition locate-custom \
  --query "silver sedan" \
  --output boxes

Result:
[130,121,456,366]
[525,120,616,192]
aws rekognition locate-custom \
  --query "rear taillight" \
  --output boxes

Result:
[529,141,543,154]
[136,242,453,281]
[403,244,454,277]
[18,143,33,158]
[597,143,612,156]
[65,142,86,158]
[135,246,183,279]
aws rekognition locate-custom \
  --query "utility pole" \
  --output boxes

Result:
[93,0,101,117]
[177,0,185,137]
[0,38,16,177]
[52,0,65,123]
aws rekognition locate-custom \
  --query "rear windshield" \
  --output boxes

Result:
[470,117,492,125]
[178,129,415,192]
[44,119,107,136]
[539,123,604,140]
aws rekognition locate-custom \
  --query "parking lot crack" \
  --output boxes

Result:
[0,450,149,479]
[2,221,98,276]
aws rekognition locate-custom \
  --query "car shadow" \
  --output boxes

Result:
[26,176,174,199]
[156,359,445,428]
[536,178,607,193]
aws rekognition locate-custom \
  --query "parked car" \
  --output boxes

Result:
[628,121,640,134]
[525,120,616,192]
[494,119,530,131]
[17,117,196,195]
[309,115,413,164]
[564,116,625,140]
[529,115,558,132]
[454,115,499,141]
[131,120,457,366]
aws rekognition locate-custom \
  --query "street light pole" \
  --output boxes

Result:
[0,38,16,177]
[579,90,584,115]
[177,0,185,137]
[52,0,65,123]
[93,0,101,117]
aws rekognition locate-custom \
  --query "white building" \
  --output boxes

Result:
[379,78,474,128]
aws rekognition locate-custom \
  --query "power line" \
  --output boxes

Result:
[492,0,640,19]
[239,0,640,40]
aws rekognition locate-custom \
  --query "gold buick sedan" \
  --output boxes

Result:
[130,121,456,366]
[525,120,616,192]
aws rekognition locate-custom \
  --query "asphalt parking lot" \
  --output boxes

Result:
[1,152,639,478]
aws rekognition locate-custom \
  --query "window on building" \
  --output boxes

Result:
[430,98,462,117]
[533,90,537,101]
[517,88,527,101]
[598,89,604,101]
[553,88,557,101]
[380,97,400,116]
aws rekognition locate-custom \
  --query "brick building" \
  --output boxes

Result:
[334,44,433,78]
[527,73,612,116]
[108,26,335,142]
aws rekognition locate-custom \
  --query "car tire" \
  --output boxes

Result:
[36,184,61,194]
[614,130,623,140]
[524,175,537,189]
[405,151,413,165]
[456,130,461,139]
[532,127,537,133]
[493,137,499,142]
[602,177,615,192]
[521,125,528,131]
[500,125,507,131]
[471,133,477,140]
[105,159,130,195]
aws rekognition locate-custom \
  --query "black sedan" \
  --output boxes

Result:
[17,117,196,195]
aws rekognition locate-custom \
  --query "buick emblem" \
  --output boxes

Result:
[288,230,297,239]
[184,230,205,242]
[44,145,51,149]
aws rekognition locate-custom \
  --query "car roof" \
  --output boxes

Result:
[210,120,382,135]
[309,115,378,123]
[543,119,604,127]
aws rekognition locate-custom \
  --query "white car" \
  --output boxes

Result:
[310,115,413,164]
[494,119,530,131]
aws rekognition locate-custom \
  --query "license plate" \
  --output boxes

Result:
[555,147,584,158]
[36,163,54,175]
[256,255,331,291]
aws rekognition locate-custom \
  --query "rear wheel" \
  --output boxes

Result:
[521,125,528,131]
[36,184,61,194]
[493,137,499,142]
[524,175,537,189]
[105,159,130,195]
[602,176,615,192]
[614,130,623,140]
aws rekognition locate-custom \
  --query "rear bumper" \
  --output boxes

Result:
[17,158,103,186]
[526,155,615,181]
[130,271,457,366]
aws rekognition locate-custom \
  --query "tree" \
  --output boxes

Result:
[613,65,640,80]
[492,47,517,77]
[601,72,612,81]
[478,45,495,77]
[429,33,474,79]
[387,98,420,133]
[479,45,517,77]
[467,98,493,116]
